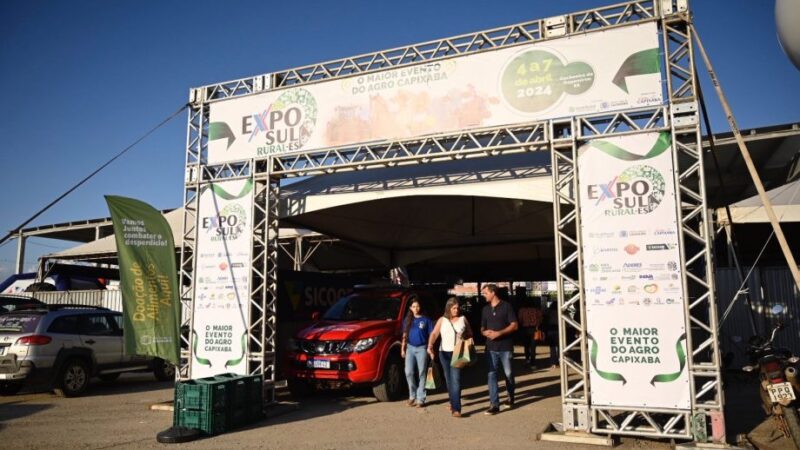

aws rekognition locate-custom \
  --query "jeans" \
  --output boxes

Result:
[486,349,515,408]
[404,345,428,404]
[520,327,537,366]
[438,351,462,413]
[547,325,560,365]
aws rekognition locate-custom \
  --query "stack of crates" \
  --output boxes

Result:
[174,374,264,435]
[173,378,229,435]
[214,373,265,427]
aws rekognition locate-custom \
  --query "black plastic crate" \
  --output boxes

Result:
[174,408,227,435]
[174,377,228,411]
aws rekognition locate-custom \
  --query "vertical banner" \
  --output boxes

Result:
[105,196,180,365]
[577,132,690,410]
[190,179,253,378]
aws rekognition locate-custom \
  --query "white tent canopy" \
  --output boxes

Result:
[716,179,800,225]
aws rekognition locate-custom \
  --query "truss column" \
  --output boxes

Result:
[551,117,591,432]
[248,173,279,404]
[293,236,303,271]
[663,12,725,444]
[179,101,206,380]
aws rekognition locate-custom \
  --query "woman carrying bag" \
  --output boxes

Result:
[401,298,434,408]
[427,297,473,418]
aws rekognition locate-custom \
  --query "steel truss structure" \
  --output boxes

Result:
[180,0,723,443]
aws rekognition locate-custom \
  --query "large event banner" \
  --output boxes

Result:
[577,132,691,410]
[208,23,662,164]
[190,179,254,378]
[105,196,180,366]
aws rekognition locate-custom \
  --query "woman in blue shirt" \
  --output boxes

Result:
[401,298,434,407]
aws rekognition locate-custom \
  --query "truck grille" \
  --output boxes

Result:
[298,340,349,355]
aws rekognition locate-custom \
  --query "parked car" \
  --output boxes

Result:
[285,286,444,402]
[0,294,45,313]
[0,305,174,396]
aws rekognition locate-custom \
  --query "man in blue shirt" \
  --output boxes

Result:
[481,284,518,414]
[401,299,434,407]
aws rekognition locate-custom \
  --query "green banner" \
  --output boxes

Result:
[106,196,180,365]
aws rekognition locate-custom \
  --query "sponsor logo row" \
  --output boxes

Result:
[586,228,677,239]
[590,297,680,307]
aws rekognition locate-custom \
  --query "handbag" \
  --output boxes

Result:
[534,327,546,343]
[449,320,477,369]
[425,366,437,390]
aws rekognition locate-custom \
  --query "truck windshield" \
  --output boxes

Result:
[323,295,402,321]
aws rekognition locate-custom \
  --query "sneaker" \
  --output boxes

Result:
[484,406,500,415]
[452,411,462,418]
[415,402,425,408]
[407,399,416,407]
[501,399,514,411]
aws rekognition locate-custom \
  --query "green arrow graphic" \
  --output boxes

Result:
[588,334,627,385]
[200,179,253,200]
[589,131,671,161]
[192,330,212,367]
[209,122,236,149]
[613,48,660,93]
[224,333,247,369]
[650,333,687,385]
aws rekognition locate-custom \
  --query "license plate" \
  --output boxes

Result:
[307,359,330,369]
[767,382,797,403]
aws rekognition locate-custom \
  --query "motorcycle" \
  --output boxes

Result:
[743,304,800,446]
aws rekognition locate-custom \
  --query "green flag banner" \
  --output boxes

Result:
[106,196,180,366]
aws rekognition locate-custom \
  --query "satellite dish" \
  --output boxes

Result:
[776,0,800,70]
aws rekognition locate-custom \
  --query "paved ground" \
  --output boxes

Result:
[0,347,794,449]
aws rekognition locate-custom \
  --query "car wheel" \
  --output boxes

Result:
[57,359,90,397]
[0,381,23,396]
[98,373,121,382]
[287,378,314,398]
[153,358,175,381]
[372,354,406,402]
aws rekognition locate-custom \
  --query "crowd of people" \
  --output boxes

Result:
[399,284,561,418]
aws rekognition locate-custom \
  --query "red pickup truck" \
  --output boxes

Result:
[285,286,443,401]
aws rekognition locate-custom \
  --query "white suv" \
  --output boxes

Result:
[0,306,174,396]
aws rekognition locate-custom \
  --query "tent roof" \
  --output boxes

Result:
[717,179,800,225]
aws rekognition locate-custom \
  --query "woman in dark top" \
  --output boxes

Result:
[401,298,434,407]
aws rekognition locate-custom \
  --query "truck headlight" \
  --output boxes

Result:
[347,336,381,353]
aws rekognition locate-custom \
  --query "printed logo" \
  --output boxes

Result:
[586,165,666,216]
[646,243,676,251]
[242,88,318,156]
[644,283,659,294]
[622,263,642,272]
[202,203,247,241]
[654,229,677,236]
[624,244,640,255]
[638,274,654,280]
[667,261,679,271]
[594,246,618,254]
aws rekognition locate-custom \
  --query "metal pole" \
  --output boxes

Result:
[15,234,26,274]
[691,24,800,292]
[696,82,758,336]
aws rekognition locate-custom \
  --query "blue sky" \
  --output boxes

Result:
[1,0,798,282]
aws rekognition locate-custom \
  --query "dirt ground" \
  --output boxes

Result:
[0,347,794,449]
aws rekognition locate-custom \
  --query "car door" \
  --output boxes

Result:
[109,313,149,365]
[78,314,122,368]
